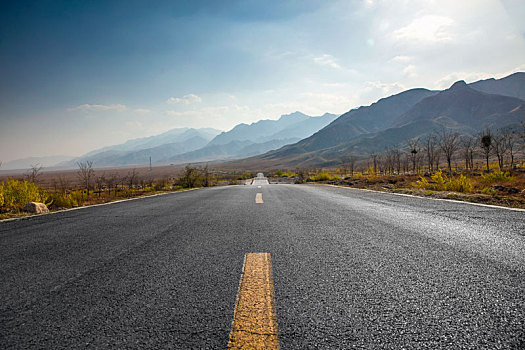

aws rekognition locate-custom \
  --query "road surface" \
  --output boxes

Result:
[1,183,524,349]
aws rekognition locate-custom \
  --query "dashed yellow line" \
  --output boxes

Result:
[256,193,264,204]
[228,253,279,349]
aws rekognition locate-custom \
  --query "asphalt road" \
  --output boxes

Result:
[1,183,524,349]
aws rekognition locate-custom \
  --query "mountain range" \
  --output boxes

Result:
[4,72,523,171]
[225,72,525,169]
[49,112,338,169]
[57,128,222,168]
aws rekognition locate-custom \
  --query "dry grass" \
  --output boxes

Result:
[314,169,525,209]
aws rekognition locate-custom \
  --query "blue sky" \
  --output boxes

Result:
[1,0,524,162]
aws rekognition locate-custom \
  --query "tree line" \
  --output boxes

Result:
[340,125,525,176]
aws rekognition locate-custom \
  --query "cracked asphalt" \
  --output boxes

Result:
[1,184,524,349]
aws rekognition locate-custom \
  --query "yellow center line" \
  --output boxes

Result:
[228,253,279,349]
[256,193,264,204]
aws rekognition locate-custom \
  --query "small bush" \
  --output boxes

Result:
[431,171,446,191]
[48,192,78,209]
[480,170,515,184]
[311,172,332,181]
[0,178,49,209]
[446,175,473,193]
[70,190,85,204]
[413,171,472,193]
[480,186,495,195]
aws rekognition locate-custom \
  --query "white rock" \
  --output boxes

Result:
[22,202,49,214]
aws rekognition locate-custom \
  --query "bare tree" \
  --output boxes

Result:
[422,135,438,172]
[118,174,127,195]
[479,129,492,172]
[392,148,401,174]
[339,155,357,176]
[127,168,138,189]
[202,164,212,187]
[382,148,398,175]
[492,130,509,170]
[105,173,118,196]
[339,156,348,176]
[376,153,385,175]
[95,173,106,198]
[57,175,70,193]
[77,161,95,200]
[435,147,442,170]
[437,129,459,173]
[505,129,518,168]
[369,153,378,174]
[26,163,43,183]
[348,155,357,176]
[460,136,475,171]
[407,138,420,174]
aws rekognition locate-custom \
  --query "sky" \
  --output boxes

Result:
[1,0,524,162]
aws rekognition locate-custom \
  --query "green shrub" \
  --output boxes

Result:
[480,170,515,184]
[431,171,446,191]
[446,175,473,193]
[480,186,495,195]
[0,178,49,209]
[70,190,85,204]
[48,192,78,208]
[273,170,284,177]
[311,172,332,181]
[413,171,472,193]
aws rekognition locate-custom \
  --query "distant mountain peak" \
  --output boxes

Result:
[450,80,468,89]
[278,111,308,121]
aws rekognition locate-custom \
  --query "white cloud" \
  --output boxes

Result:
[166,94,202,105]
[403,64,417,78]
[391,55,412,63]
[313,54,341,69]
[393,15,455,44]
[164,104,259,130]
[133,108,151,114]
[68,104,127,112]
[364,81,405,95]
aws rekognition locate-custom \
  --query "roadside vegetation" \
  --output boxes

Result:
[0,162,255,220]
[270,126,525,209]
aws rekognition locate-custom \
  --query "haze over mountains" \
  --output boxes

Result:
[167,112,338,164]
[1,155,75,171]
[227,72,525,169]
[39,112,338,169]
[57,128,222,168]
